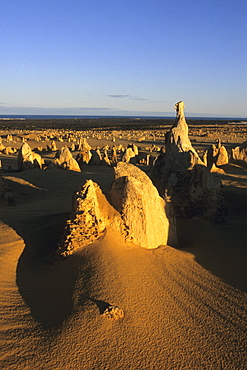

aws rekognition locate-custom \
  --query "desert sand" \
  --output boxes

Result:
[0,117,247,369]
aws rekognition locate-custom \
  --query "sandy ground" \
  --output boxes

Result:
[0,121,247,369]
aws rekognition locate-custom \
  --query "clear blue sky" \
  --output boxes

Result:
[1,0,246,117]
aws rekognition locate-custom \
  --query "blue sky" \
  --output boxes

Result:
[1,0,246,117]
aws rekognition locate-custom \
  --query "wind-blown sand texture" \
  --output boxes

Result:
[0,118,247,369]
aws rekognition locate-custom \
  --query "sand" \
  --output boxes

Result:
[0,120,247,369]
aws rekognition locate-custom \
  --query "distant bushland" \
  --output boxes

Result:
[0,117,243,131]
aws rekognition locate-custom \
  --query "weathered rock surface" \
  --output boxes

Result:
[207,141,229,168]
[50,140,57,151]
[231,141,247,166]
[18,142,44,170]
[58,180,121,256]
[54,146,81,172]
[2,146,16,155]
[210,163,225,174]
[215,145,229,166]
[102,149,111,166]
[76,149,92,167]
[121,147,136,163]
[207,144,219,168]
[137,152,151,166]
[152,102,224,222]
[77,137,92,152]
[128,143,139,156]
[18,142,34,170]
[154,102,203,185]
[58,163,173,257]
[110,146,118,163]
[109,162,170,249]
[102,305,124,320]
[166,101,201,159]
[169,164,223,221]
[0,144,6,152]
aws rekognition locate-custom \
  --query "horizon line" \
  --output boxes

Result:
[0,113,246,120]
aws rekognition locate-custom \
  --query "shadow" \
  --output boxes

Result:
[89,298,111,315]
[0,153,19,171]
[15,213,77,328]
[176,187,247,293]
[5,175,48,195]
[164,201,178,248]
[165,159,247,293]
[216,168,247,185]
[0,166,119,330]
[1,211,92,330]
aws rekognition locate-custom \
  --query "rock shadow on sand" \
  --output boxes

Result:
[6,213,92,330]
[89,298,111,314]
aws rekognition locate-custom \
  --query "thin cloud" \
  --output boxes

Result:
[108,94,131,99]
[132,97,150,101]
[107,94,162,103]
[132,96,164,103]
[108,94,150,101]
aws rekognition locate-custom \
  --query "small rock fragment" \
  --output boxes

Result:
[102,305,124,320]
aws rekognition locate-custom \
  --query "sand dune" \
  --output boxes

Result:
[0,165,246,369]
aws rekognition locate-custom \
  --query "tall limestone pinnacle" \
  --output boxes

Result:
[152,101,224,223]
[168,101,199,156]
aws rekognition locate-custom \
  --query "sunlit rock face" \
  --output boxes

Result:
[76,149,92,167]
[50,140,57,152]
[18,142,44,170]
[154,101,203,180]
[54,146,81,172]
[58,163,173,256]
[77,137,92,152]
[152,102,224,223]
[206,140,229,168]
[231,141,247,165]
[168,101,200,156]
[121,147,136,163]
[109,162,170,249]
[216,146,229,166]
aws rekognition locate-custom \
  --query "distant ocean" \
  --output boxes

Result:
[0,114,246,121]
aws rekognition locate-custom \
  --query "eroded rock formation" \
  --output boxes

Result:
[54,146,81,172]
[206,140,229,168]
[58,162,173,257]
[77,137,92,152]
[121,147,136,163]
[167,101,200,157]
[50,140,57,152]
[231,141,247,166]
[109,162,171,249]
[76,149,92,167]
[102,305,124,320]
[152,101,224,222]
[18,142,44,170]
[58,180,121,257]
